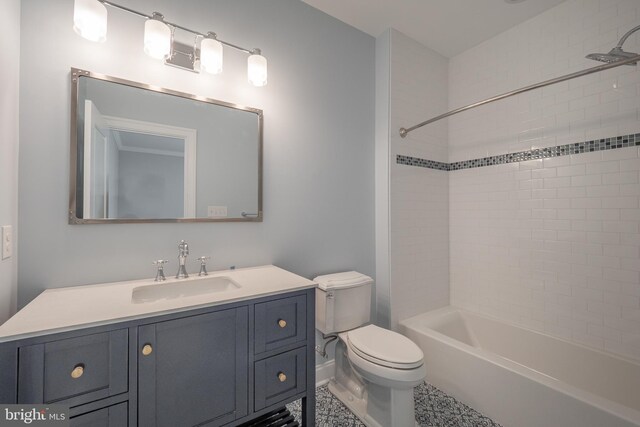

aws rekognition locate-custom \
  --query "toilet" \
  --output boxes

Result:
[314,271,426,427]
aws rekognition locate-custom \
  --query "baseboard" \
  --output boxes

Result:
[315,359,335,387]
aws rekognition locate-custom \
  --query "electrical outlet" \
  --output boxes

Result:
[2,226,12,260]
[207,206,228,218]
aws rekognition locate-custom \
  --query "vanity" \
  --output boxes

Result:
[0,265,316,426]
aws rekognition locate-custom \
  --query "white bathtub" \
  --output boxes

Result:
[399,306,640,427]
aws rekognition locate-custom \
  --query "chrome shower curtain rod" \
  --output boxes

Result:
[399,53,640,138]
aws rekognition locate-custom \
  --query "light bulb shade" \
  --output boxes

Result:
[144,18,172,60]
[248,53,268,87]
[73,0,107,42]
[200,38,223,74]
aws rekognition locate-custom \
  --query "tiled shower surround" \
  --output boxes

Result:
[385,29,451,329]
[384,0,640,360]
[397,139,640,360]
[388,0,640,360]
[444,0,640,360]
[450,144,640,360]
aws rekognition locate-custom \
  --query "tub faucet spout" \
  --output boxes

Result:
[176,240,189,279]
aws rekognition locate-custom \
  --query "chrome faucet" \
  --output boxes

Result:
[196,256,211,276]
[153,259,168,282]
[176,240,190,279]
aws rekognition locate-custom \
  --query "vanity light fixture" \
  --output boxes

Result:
[73,0,108,42]
[248,49,268,87]
[200,33,224,75]
[143,13,172,60]
[73,0,268,86]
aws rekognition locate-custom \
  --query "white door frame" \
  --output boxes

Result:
[101,115,197,218]
[83,100,109,218]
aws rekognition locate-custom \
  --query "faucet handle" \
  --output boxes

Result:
[195,256,211,276]
[178,240,189,256]
[153,260,168,282]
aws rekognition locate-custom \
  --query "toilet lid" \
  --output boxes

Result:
[346,325,424,369]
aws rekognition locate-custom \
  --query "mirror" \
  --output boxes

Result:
[69,68,262,223]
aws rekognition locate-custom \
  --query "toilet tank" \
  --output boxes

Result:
[314,271,373,335]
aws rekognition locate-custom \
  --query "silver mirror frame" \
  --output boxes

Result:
[69,68,263,224]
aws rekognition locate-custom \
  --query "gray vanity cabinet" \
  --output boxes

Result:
[137,307,249,427]
[0,288,315,427]
[18,330,128,407]
[70,402,128,426]
[254,295,306,353]
[254,347,306,410]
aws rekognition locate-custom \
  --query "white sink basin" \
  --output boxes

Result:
[132,276,241,303]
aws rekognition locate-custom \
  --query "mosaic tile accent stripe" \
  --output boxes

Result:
[397,155,450,170]
[397,133,640,171]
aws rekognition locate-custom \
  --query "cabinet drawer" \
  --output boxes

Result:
[70,402,127,427]
[254,348,306,410]
[18,330,128,407]
[254,295,306,353]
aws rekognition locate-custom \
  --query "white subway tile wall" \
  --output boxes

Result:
[449,0,640,360]
[390,30,450,327]
[449,0,640,163]
[450,147,640,359]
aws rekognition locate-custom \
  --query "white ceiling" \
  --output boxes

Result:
[302,0,567,57]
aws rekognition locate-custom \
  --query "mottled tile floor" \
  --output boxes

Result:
[287,382,502,427]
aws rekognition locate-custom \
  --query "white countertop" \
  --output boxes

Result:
[0,265,316,343]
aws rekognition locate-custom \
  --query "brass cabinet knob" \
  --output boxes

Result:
[278,319,287,328]
[71,364,84,379]
[142,344,153,356]
[277,372,287,382]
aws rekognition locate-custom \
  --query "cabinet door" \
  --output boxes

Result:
[70,402,127,427]
[138,307,248,427]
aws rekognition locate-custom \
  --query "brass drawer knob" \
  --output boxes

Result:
[277,372,287,382]
[278,319,287,328]
[142,344,153,356]
[71,364,84,379]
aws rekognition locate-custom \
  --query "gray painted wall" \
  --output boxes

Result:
[18,0,375,314]
[117,150,184,219]
[0,0,20,323]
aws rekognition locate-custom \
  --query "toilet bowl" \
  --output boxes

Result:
[345,325,426,388]
[314,272,426,427]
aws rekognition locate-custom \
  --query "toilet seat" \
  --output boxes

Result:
[346,325,424,369]
[345,338,427,389]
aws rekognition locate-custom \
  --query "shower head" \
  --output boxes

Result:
[586,47,639,66]
[586,23,640,66]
